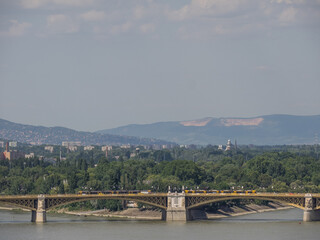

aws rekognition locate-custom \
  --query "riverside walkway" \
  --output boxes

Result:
[1,192,319,223]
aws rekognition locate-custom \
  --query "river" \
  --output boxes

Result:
[0,208,319,240]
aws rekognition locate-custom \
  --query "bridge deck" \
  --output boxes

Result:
[1,193,319,198]
[185,193,320,197]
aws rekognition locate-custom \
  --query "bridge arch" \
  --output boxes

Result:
[0,196,38,211]
[0,201,37,211]
[185,195,306,210]
[45,195,167,211]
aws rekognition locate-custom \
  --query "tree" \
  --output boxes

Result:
[58,181,65,194]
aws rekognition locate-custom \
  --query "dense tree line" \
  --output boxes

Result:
[1,146,319,198]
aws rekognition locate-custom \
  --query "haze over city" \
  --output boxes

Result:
[1,0,319,131]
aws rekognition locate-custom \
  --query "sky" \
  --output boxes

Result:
[0,0,320,132]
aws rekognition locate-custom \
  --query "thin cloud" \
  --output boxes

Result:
[167,0,246,21]
[46,14,79,34]
[0,20,31,37]
[278,7,297,24]
[256,65,270,71]
[13,0,320,39]
[110,21,132,35]
[80,10,106,21]
[20,0,95,9]
[139,23,155,34]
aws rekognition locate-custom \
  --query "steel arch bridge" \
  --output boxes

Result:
[0,192,320,222]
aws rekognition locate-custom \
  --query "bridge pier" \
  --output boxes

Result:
[31,195,46,223]
[166,192,189,221]
[303,194,320,222]
[303,210,320,222]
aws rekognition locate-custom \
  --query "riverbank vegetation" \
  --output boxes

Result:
[1,145,319,196]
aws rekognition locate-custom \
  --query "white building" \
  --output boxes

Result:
[25,153,35,159]
[84,146,95,151]
[225,139,232,151]
[120,144,130,149]
[68,146,78,152]
[44,146,54,153]
[62,141,81,147]
[101,145,112,151]
[9,141,17,147]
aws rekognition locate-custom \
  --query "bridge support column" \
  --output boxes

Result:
[166,192,188,221]
[35,195,46,223]
[303,194,320,222]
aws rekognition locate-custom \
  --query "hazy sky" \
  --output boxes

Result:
[0,0,320,131]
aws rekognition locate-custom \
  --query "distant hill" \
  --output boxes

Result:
[0,119,172,146]
[97,115,320,145]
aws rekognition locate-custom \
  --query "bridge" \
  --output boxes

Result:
[0,192,319,223]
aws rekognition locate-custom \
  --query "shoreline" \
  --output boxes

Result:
[206,205,293,219]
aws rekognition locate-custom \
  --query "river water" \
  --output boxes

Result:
[0,208,319,240]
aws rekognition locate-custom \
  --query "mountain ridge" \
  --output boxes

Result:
[97,114,320,145]
[0,118,173,146]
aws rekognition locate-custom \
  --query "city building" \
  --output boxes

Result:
[9,141,17,147]
[101,145,112,151]
[68,146,78,152]
[225,139,232,151]
[1,151,24,160]
[152,144,161,150]
[44,146,54,153]
[84,146,94,151]
[135,148,140,154]
[25,153,35,159]
[120,144,130,149]
[62,141,81,147]
[1,142,24,160]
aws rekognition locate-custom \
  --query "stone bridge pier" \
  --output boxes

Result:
[303,194,320,222]
[165,192,188,221]
[31,195,46,223]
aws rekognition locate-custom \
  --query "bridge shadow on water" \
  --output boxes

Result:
[206,208,303,223]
